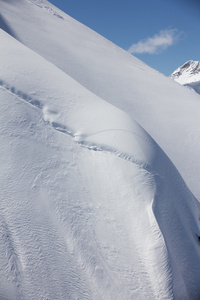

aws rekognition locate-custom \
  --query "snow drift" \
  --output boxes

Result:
[1,0,200,199]
[1,0,200,299]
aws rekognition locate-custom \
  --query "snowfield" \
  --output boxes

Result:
[1,0,200,199]
[1,0,200,299]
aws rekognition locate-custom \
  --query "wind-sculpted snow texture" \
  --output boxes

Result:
[1,1,200,300]
[1,0,200,199]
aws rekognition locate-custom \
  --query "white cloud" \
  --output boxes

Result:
[127,29,184,55]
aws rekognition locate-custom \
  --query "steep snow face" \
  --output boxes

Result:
[170,60,200,94]
[1,0,200,199]
[1,28,200,300]
[1,1,200,299]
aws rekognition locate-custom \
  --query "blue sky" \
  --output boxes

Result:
[49,0,200,76]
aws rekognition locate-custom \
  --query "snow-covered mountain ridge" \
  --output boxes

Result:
[2,0,200,199]
[1,0,200,299]
[170,60,200,94]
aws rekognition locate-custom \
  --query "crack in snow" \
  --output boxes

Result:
[0,81,159,177]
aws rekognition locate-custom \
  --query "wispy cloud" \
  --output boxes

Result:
[128,29,184,55]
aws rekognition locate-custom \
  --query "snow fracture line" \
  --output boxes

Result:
[0,81,160,178]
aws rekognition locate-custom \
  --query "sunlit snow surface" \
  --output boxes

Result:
[1,1,200,299]
[170,60,200,95]
[1,0,200,199]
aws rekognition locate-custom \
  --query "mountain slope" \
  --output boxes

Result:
[1,27,200,300]
[170,60,200,95]
[1,0,200,199]
[1,1,200,299]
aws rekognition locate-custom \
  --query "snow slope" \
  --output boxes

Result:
[170,60,200,95]
[1,1,200,299]
[1,0,200,199]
